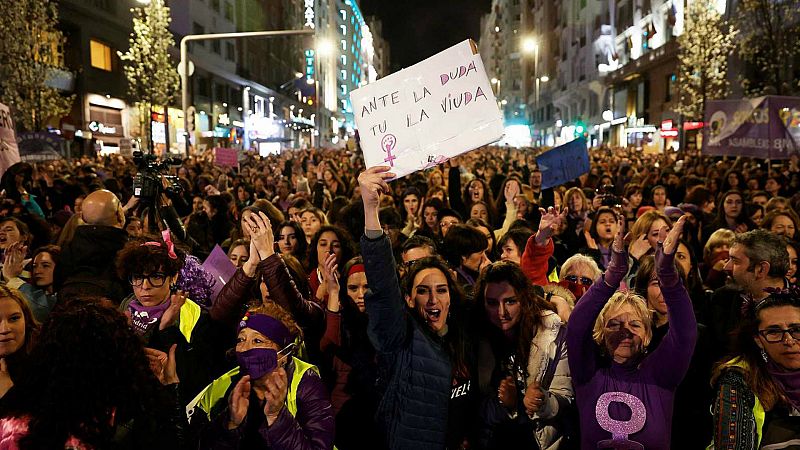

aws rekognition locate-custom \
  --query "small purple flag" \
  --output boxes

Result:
[202,245,237,303]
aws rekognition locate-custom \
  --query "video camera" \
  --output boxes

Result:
[132,151,184,203]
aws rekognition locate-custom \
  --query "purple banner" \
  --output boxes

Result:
[703,96,800,159]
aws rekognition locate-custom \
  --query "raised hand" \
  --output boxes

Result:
[660,215,686,255]
[358,166,395,212]
[228,375,252,430]
[523,381,545,415]
[504,180,521,204]
[497,376,518,410]
[535,206,566,246]
[604,213,629,288]
[628,234,651,260]
[264,367,289,425]
[159,290,187,331]
[322,253,340,312]
[247,211,275,259]
[2,242,26,281]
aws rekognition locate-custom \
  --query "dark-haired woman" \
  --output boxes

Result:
[359,166,478,450]
[0,301,183,448]
[703,190,756,241]
[204,194,234,246]
[399,187,423,237]
[442,223,491,294]
[277,221,308,266]
[320,255,383,449]
[307,225,355,305]
[474,261,573,449]
[2,244,59,322]
[710,287,800,448]
[581,207,619,270]
[116,234,227,405]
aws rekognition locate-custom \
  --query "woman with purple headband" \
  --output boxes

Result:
[191,301,334,449]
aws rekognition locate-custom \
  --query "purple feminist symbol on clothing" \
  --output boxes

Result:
[381,134,397,166]
[595,392,646,450]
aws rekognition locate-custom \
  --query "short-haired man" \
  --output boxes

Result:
[708,229,789,360]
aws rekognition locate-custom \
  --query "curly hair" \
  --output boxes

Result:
[115,237,186,281]
[473,261,556,378]
[4,300,167,449]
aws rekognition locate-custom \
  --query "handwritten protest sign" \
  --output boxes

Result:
[350,40,504,179]
[536,138,589,190]
[214,147,238,167]
[0,103,21,179]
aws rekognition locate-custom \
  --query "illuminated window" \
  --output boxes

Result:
[340,25,347,35]
[340,69,347,80]
[340,84,347,95]
[340,55,346,65]
[341,40,347,50]
[90,39,112,71]
[340,9,346,20]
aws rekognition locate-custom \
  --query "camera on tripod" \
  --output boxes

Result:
[132,151,183,203]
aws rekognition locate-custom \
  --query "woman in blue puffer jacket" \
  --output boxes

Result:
[358,166,478,450]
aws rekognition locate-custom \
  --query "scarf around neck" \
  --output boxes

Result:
[767,360,800,412]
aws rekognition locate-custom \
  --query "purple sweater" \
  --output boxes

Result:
[566,275,697,450]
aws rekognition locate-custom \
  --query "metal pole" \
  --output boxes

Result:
[179,29,315,156]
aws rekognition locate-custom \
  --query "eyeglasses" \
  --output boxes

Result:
[129,272,167,287]
[759,327,800,343]
[564,275,593,286]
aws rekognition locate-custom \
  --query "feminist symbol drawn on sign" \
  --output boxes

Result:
[595,392,646,450]
[381,134,397,166]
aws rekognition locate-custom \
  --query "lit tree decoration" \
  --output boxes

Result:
[0,0,75,132]
[119,0,179,148]
[674,0,737,121]
[734,0,800,96]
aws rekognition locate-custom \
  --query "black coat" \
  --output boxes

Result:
[55,225,130,304]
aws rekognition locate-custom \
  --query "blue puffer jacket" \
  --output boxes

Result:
[361,233,452,450]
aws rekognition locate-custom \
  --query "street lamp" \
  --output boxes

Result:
[522,37,538,54]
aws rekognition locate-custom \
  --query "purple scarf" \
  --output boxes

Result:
[767,360,800,411]
[128,298,172,335]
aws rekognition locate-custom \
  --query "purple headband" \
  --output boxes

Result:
[238,312,293,348]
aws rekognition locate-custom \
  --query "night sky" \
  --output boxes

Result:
[360,0,493,72]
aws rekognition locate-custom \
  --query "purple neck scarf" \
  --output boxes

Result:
[128,298,172,335]
[767,360,800,411]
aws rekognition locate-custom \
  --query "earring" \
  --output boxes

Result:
[760,348,768,363]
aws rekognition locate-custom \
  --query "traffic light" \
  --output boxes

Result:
[574,120,587,138]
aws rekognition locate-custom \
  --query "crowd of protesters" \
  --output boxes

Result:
[0,143,796,449]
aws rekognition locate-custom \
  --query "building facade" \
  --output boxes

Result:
[480,0,693,151]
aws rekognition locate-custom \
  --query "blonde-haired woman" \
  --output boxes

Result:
[567,214,697,449]
[702,228,736,290]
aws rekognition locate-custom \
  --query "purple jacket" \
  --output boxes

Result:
[566,272,697,449]
[198,360,335,450]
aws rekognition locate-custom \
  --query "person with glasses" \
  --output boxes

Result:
[567,215,697,449]
[116,233,227,407]
[710,286,800,449]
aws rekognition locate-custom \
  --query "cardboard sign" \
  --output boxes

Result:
[350,40,504,179]
[214,147,238,167]
[0,103,21,179]
[536,138,589,190]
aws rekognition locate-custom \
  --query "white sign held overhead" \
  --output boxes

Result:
[0,103,21,179]
[350,40,504,179]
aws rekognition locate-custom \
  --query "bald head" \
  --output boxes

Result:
[81,190,124,228]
